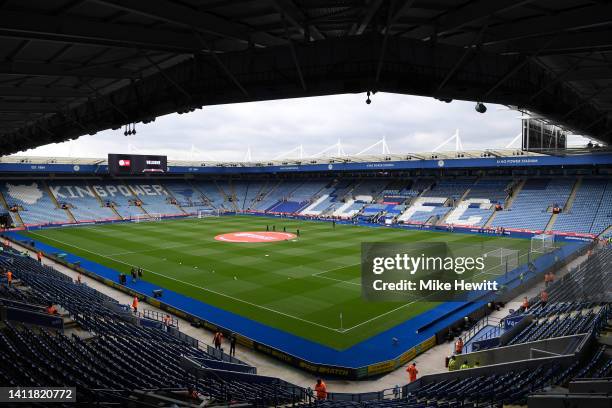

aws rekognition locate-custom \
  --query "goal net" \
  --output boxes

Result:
[531,234,555,253]
[482,248,520,276]
[134,213,162,223]
[197,209,220,218]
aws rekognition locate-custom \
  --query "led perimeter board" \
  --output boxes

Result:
[108,154,167,175]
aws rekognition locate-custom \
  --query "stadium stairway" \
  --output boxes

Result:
[187,180,217,210]
[503,178,526,210]
[160,181,188,215]
[545,177,582,232]
[563,177,583,213]
[545,212,559,232]
[45,181,78,223]
[214,180,234,211]
[87,180,123,220]
[44,180,77,223]
[0,189,22,226]
[247,180,271,210]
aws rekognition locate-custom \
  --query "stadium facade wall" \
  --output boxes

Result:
[1,153,611,175]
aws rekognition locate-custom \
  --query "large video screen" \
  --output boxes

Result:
[522,118,567,152]
[108,154,167,175]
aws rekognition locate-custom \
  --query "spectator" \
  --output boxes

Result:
[455,337,464,354]
[37,251,43,264]
[76,272,82,284]
[521,296,529,312]
[46,302,58,315]
[540,290,549,307]
[406,362,418,383]
[229,333,237,357]
[187,386,199,401]
[213,331,223,350]
[132,296,139,313]
[5,270,12,287]
[314,378,327,400]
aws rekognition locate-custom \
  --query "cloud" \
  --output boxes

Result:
[15,93,524,161]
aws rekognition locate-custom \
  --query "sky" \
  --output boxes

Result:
[14,93,557,162]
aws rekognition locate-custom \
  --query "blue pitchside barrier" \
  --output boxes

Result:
[3,222,590,379]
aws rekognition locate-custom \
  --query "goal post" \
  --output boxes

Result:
[531,234,555,254]
[197,209,220,218]
[482,247,520,276]
[134,213,162,223]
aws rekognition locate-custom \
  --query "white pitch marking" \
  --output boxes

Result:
[27,232,342,333]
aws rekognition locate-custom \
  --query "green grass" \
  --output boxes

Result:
[22,216,532,350]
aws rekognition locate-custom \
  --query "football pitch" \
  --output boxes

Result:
[22,215,533,349]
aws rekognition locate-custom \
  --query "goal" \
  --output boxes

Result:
[531,233,555,253]
[197,209,220,218]
[482,248,520,275]
[134,213,162,223]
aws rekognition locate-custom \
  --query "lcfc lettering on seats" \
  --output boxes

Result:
[372,279,499,292]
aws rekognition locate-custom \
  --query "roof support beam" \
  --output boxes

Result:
[493,31,612,55]
[0,86,90,97]
[349,0,384,36]
[93,0,285,47]
[482,3,612,45]
[0,10,205,53]
[0,102,59,113]
[1,35,610,152]
[432,0,536,38]
[270,0,324,41]
[564,67,612,81]
[0,61,135,79]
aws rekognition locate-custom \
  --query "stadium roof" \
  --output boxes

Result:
[1,0,612,155]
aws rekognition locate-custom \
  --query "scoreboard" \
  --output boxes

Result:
[108,154,167,175]
[522,118,567,152]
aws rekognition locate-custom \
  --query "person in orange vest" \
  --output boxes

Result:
[132,296,139,313]
[46,302,58,315]
[540,290,549,307]
[522,296,529,311]
[314,378,327,400]
[163,314,171,331]
[406,362,418,383]
[213,331,223,350]
[5,270,12,287]
[455,337,464,354]
[37,251,43,264]
[187,386,199,401]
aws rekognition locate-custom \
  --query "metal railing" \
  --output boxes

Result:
[141,308,178,328]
